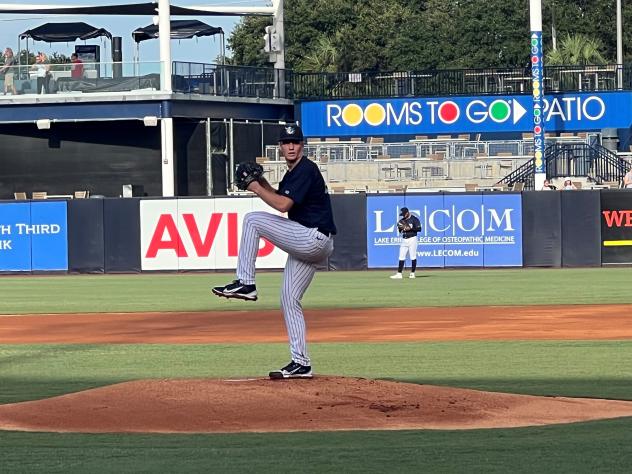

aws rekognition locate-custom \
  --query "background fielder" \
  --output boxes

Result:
[390,207,421,279]
[212,125,336,379]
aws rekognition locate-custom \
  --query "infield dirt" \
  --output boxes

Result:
[2,304,632,343]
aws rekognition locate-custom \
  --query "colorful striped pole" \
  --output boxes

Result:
[530,0,546,191]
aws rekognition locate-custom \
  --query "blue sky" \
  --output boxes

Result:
[0,1,270,64]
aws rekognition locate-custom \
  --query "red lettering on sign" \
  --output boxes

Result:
[227,213,238,256]
[602,210,632,227]
[183,213,222,257]
[227,212,274,257]
[259,238,275,257]
[146,211,279,259]
[146,214,187,258]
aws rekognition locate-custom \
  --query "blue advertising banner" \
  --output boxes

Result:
[366,194,522,268]
[31,201,68,270]
[301,92,630,136]
[0,201,68,272]
[0,203,31,271]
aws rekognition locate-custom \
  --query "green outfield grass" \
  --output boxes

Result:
[2,420,632,474]
[1,268,632,472]
[2,342,632,403]
[2,267,632,314]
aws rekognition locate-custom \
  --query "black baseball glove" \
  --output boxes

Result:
[234,162,264,190]
[397,219,412,233]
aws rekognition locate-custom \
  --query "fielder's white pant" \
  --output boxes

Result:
[399,236,418,261]
[237,211,334,366]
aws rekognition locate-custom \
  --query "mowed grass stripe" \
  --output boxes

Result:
[2,341,632,403]
[2,419,632,474]
[2,267,632,314]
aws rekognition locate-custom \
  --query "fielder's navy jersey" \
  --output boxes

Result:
[277,156,337,235]
[401,214,422,239]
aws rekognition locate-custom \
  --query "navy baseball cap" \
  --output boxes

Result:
[400,207,409,216]
[278,124,304,143]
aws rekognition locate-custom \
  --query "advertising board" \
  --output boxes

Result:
[140,198,289,270]
[601,191,632,264]
[301,92,631,136]
[366,194,522,268]
[0,201,68,271]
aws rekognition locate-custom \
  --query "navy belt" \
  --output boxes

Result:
[317,229,331,237]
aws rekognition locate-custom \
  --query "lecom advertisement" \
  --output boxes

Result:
[140,198,288,270]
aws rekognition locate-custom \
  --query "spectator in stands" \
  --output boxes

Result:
[1,47,17,95]
[31,51,51,94]
[624,168,632,189]
[541,179,556,190]
[32,52,51,94]
[70,53,84,79]
[562,177,577,190]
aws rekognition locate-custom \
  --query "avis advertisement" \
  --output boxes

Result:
[140,198,288,271]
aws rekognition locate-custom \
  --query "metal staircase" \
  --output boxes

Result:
[497,143,631,190]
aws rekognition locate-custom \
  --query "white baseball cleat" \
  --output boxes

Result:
[390,273,403,279]
[409,273,416,279]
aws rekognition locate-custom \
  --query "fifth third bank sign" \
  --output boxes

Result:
[367,194,523,268]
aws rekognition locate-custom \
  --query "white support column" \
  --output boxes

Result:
[158,0,174,196]
[206,118,213,196]
[272,0,285,98]
[161,118,175,196]
[228,118,235,192]
[158,0,172,91]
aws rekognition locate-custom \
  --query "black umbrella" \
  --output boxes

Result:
[132,20,222,43]
[132,19,225,65]
[20,22,112,42]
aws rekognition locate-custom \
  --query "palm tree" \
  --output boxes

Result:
[546,33,608,65]
[300,35,339,72]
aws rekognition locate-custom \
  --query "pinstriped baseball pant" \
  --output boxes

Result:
[237,211,334,366]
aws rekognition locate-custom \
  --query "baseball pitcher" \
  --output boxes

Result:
[212,125,336,380]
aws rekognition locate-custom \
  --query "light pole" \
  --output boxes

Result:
[551,0,557,51]
[617,0,623,89]
[530,0,546,190]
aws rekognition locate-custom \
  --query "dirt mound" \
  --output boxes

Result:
[2,377,632,433]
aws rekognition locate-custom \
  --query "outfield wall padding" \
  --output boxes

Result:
[328,193,367,270]
[522,191,562,267]
[3,191,624,273]
[104,198,141,272]
[67,199,105,273]
[561,190,601,267]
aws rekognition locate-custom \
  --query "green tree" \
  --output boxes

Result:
[388,0,457,70]
[542,0,619,61]
[299,35,339,72]
[227,0,625,72]
[48,52,70,65]
[448,0,530,68]
[546,33,607,65]
[19,50,36,65]
[227,16,272,66]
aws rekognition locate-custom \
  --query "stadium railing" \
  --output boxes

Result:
[292,64,629,100]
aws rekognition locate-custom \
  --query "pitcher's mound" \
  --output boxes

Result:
[2,376,632,433]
